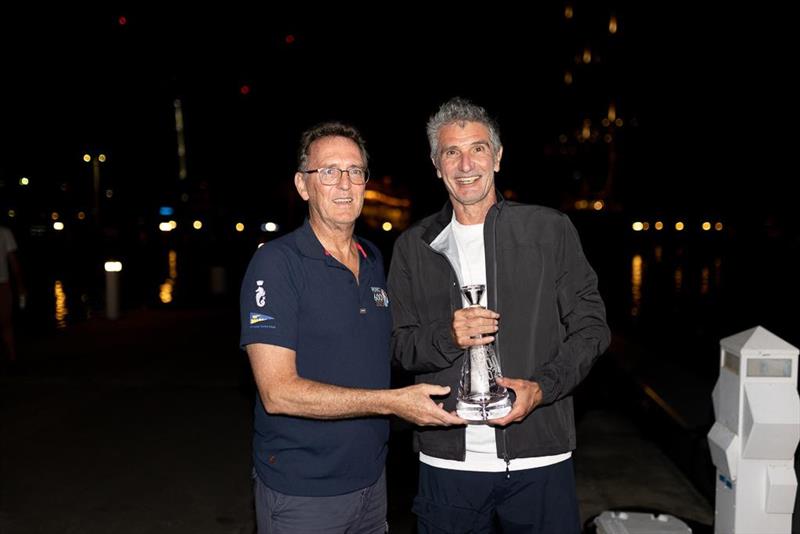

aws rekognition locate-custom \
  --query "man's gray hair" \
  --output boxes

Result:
[426,97,502,162]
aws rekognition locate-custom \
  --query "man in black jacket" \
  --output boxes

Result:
[388,97,610,533]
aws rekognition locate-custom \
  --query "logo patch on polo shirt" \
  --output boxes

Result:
[255,280,266,307]
[371,287,389,307]
[249,312,275,326]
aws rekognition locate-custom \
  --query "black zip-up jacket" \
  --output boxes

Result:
[388,193,610,461]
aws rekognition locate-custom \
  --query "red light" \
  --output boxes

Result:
[240,85,251,95]
[285,34,295,44]
[118,16,127,26]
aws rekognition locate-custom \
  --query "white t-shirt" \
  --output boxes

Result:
[422,213,570,472]
[0,226,18,284]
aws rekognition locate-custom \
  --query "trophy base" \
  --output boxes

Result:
[456,394,512,423]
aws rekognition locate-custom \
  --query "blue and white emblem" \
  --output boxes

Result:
[249,312,274,325]
[371,287,389,307]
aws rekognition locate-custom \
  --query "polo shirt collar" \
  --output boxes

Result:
[295,218,374,264]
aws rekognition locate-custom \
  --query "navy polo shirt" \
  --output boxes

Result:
[240,219,391,496]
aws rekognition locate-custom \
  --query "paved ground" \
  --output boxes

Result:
[1,307,714,533]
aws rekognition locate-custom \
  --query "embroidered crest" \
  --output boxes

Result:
[371,287,389,307]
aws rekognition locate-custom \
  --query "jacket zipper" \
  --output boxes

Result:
[488,203,512,474]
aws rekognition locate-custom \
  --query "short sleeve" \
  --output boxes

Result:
[239,244,301,350]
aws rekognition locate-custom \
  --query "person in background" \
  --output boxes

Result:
[0,224,25,370]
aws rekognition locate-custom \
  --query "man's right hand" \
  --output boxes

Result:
[392,384,466,426]
[452,307,499,348]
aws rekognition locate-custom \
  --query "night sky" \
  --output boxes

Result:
[1,5,794,234]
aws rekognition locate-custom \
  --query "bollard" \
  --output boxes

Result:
[104,261,122,320]
[708,326,799,533]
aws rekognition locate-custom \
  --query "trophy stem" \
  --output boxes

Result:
[456,284,512,422]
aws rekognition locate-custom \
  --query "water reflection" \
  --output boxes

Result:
[627,248,725,322]
[168,249,177,279]
[160,280,174,304]
[700,266,710,296]
[54,280,68,328]
[631,254,642,317]
[159,249,178,304]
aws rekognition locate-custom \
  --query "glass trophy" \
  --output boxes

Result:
[456,284,513,422]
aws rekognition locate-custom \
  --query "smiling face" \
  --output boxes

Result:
[433,121,503,218]
[294,135,366,231]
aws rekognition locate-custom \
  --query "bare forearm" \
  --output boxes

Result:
[247,343,463,426]
[260,376,396,419]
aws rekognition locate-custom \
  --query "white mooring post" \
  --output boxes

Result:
[708,326,800,533]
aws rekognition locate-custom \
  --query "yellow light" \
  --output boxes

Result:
[363,190,411,208]
[609,15,618,34]
[675,221,684,231]
[77,211,86,220]
[193,220,203,230]
[608,104,616,122]
[19,177,30,186]
[53,222,65,231]
[615,118,624,127]
[168,250,177,279]
[715,222,724,231]
[582,48,592,64]
[159,279,174,304]
[168,220,177,229]
[574,199,589,210]
[54,280,68,328]
[701,266,710,295]
[159,222,172,232]
[51,212,59,220]
[702,221,711,231]
[382,221,393,231]
[104,261,123,272]
[98,154,106,162]
[564,71,573,85]
[564,5,573,19]
[235,222,245,232]
[631,254,642,317]
[593,200,604,211]
[83,154,91,162]
[674,267,683,291]
[632,222,643,232]
[642,222,650,231]
[8,209,16,218]
[654,221,664,230]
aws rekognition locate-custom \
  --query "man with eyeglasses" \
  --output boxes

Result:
[388,98,610,533]
[240,122,464,534]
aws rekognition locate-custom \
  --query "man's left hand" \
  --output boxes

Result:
[489,377,542,426]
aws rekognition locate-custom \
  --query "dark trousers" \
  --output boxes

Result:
[254,469,387,534]
[414,459,581,534]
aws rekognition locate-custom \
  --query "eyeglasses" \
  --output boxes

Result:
[301,167,370,185]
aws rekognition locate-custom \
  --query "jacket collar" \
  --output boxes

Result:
[422,189,507,244]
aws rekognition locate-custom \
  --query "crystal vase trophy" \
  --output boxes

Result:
[456,284,513,422]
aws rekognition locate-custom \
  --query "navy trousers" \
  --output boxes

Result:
[413,459,581,534]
